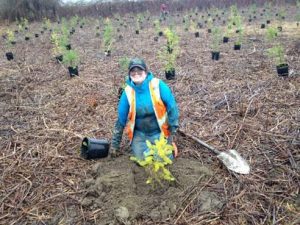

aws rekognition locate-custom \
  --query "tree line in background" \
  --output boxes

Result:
[0,0,293,22]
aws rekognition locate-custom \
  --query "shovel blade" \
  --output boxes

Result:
[217,149,250,174]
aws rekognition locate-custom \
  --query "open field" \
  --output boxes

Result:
[0,3,299,225]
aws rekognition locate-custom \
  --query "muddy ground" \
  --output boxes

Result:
[81,156,222,225]
[0,4,299,225]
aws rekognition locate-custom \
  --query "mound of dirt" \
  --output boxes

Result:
[80,156,223,225]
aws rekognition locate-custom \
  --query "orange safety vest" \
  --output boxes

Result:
[124,78,170,142]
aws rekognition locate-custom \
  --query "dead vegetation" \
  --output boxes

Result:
[0,5,299,225]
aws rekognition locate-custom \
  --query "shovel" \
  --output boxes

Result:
[178,129,250,174]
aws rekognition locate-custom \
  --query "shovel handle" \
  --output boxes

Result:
[178,129,221,155]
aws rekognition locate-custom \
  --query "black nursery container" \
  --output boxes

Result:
[261,24,266,29]
[5,52,14,61]
[234,44,241,50]
[158,31,163,36]
[276,64,289,76]
[66,44,71,50]
[55,55,63,62]
[105,50,111,56]
[223,37,229,43]
[68,66,79,77]
[81,137,110,159]
[165,68,175,80]
[211,51,220,60]
[35,34,39,38]
[195,32,200,38]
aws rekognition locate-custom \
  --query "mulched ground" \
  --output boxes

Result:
[0,5,299,225]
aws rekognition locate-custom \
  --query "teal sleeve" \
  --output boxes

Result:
[159,80,179,135]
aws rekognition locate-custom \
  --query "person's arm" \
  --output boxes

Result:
[111,91,129,152]
[159,80,179,137]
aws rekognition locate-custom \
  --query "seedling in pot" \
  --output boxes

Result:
[277,7,286,31]
[265,26,278,42]
[296,1,300,26]
[154,19,162,36]
[42,17,51,31]
[62,50,80,77]
[5,30,16,61]
[103,18,114,56]
[158,27,180,80]
[211,26,222,60]
[267,45,288,76]
[117,57,130,98]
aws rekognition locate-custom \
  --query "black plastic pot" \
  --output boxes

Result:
[234,44,241,50]
[207,29,212,33]
[158,31,163,36]
[297,22,299,27]
[80,25,83,28]
[248,19,252,22]
[41,30,44,34]
[135,30,139,34]
[35,34,39,38]
[167,46,173,54]
[55,55,63,62]
[80,137,110,159]
[223,37,229,43]
[197,23,203,28]
[105,50,111,56]
[11,41,16,45]
[5,52,14,61]
[211,51,220,60]
[276,64,289,76]
[278,26,282,32]
[154,36,158,41]
[195,32,200,38]
[68,66,78,77]
[25,37,30,41]
[261,24,266,29]
[66,44,71,50]
[165,68,175,80]
[266,20,270,24]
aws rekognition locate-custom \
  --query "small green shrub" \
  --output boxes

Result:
[212,27,222,51]
[154,19,161,34]
[103,18,114,52]
[267,45,285,66]
[62,50,80,69]
[130,134,175,188]
[159,27,180,72]
[265,26,278,42]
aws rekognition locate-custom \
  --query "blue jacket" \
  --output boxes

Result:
[111,72,179,149]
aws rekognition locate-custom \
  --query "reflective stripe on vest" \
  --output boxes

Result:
[124,78,169,142]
